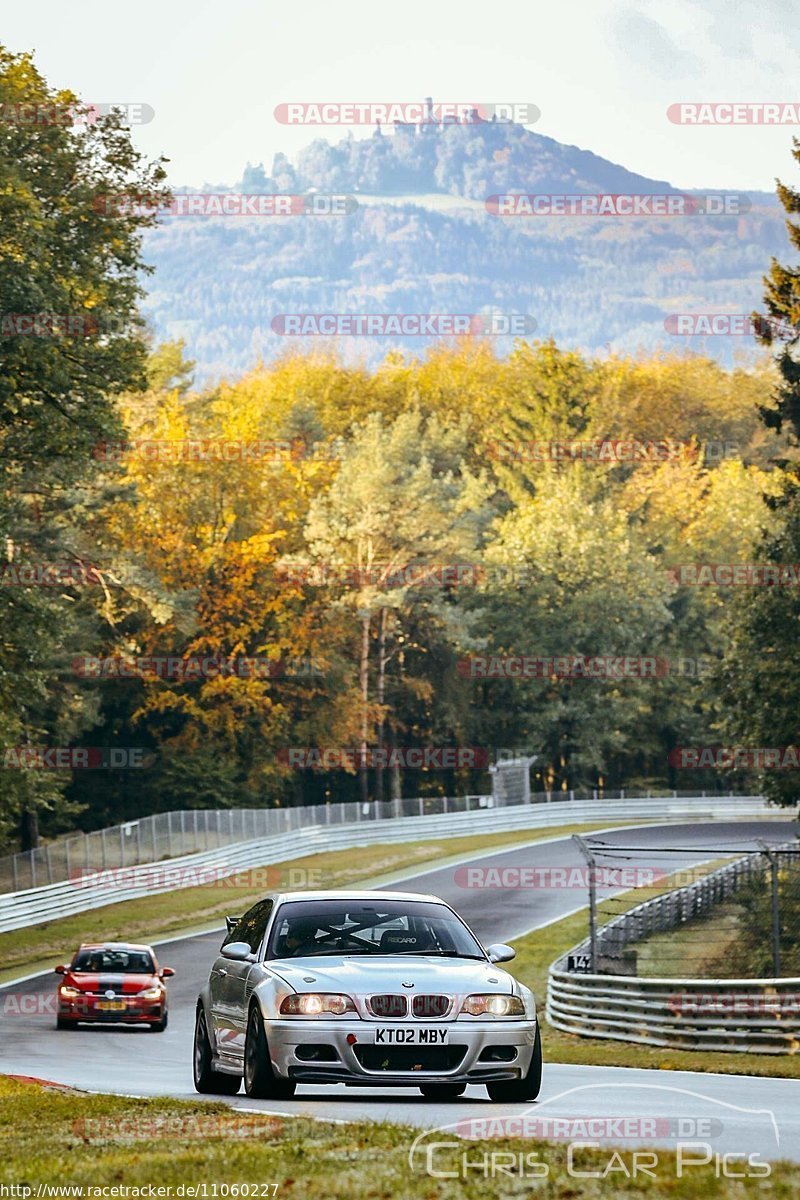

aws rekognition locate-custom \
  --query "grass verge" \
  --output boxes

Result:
[0,1075,796,1197]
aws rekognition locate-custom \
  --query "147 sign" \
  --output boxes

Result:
[568,953,592,973]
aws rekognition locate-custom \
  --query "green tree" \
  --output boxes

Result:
[0,46,168,848]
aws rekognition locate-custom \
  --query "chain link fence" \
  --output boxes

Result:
[567,835,800,979]
[0,787,753,894]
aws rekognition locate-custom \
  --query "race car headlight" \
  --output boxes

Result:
[280,993,356,1016]
[460,994,525,1017]
[139,986,163,999]
[59,986,82,998]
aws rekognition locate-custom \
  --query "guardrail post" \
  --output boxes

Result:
[758,840,782,976]
[30,849,35,888]
[573,835,598,972]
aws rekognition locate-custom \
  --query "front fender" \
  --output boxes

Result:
[250,970,296,1023]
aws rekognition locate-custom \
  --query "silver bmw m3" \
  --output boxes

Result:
[193,889,541,1102]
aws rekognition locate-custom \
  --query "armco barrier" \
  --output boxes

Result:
[546,972,800,1054]
[0,788,762,893]
[0,794,775,934]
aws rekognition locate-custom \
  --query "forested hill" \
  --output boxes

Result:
[141,120,785,383]
[237,120,677,198]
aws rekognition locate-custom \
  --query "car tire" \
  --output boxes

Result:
[150,1013,168,1032]
[486,1025,542,1102]
[56,1017,75,1030]
[193,1005,241,1095]
[419,1083,467,1099]
[244,1005,296,1100]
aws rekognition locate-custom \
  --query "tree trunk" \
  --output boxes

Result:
[20,807,39,852]
[389,724,402,801]
[359,610,370,806]
[375,607,388,805]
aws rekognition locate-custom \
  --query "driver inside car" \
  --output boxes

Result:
[282,918,322,957]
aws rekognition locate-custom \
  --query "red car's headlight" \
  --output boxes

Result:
[138,986,163,999]
[460,994,525,1017]
[59,986,82,998]
[280,993,356,1016]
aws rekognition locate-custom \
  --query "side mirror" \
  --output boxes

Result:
[160,967,175,978]
[221,941,255,962]
[54,964,67,975]
[487,943,516,964]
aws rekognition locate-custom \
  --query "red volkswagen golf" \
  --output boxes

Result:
[55,942,175,1031]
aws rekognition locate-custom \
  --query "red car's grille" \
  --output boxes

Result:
[368,994,408,1018]
[412,994,450,1018]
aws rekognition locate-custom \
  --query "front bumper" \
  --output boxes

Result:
[58,996,165,1024]
[265,1017,538,1086]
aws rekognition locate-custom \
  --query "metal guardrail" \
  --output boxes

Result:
[546,972,800,1054]
[0,788,762,894]
[547,844,800,1054]
[0,794,774,934]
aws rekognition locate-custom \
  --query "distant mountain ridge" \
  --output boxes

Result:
[142,120,785,383]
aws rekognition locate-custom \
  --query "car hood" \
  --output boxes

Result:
[267,955,515,994]
[64,972,159,993]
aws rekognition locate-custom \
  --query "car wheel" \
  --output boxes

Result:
[56,1017,75,1030]
[149,1013,168,1032]
[419,1083,467,1099]
[486,1025,542,1102]
[193,1005,240,1095]
[244,1005,296,1099]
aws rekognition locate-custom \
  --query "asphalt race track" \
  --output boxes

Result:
[2,819,798,1165]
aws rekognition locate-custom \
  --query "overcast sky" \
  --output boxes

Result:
[4,0,798,191]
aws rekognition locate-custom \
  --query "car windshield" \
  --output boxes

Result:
[268,899,486,960]
[71,949,155,974]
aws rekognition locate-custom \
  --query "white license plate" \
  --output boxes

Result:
[372,1027,448,1044]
